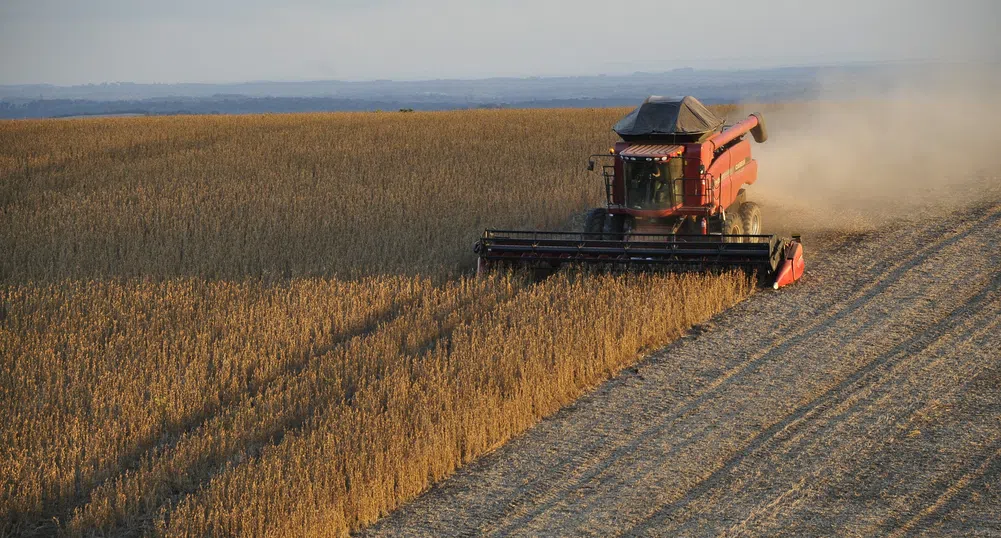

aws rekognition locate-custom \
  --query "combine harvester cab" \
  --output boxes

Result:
[475,96,805,289]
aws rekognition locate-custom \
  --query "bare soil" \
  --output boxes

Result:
[362,197,1001,537]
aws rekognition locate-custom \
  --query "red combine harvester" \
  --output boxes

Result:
[475,96,805,289]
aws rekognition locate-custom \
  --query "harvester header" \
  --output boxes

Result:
[475,96,805,289]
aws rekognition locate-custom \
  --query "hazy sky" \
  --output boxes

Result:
[1,0,998,85]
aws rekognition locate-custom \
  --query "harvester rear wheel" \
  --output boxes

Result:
[739,202,762,235]
[583,208,607,235]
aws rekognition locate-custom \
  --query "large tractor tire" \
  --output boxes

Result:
[583,208,607,235]
[739,202,762,235]
[606,214,631,240]
[722,211,745,242]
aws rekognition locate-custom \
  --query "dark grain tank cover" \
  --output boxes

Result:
[613,95,724,142]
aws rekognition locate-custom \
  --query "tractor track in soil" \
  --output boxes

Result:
[361,199,1001,537]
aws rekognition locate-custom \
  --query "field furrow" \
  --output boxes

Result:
[364,200,1001,537]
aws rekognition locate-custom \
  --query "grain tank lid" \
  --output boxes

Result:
[613,96,724,141]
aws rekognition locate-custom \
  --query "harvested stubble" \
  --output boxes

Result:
[0,107,747,537]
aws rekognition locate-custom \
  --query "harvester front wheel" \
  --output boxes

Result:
[583,208,607,235]
[739,202,762,235]
[722,212,745,242]
[606,214,631,240]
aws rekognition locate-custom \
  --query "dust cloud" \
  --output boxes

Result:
[739,66,1001,236]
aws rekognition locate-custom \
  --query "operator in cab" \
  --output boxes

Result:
[624,157,683,210]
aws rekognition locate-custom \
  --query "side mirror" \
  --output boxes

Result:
[587,161,595,172]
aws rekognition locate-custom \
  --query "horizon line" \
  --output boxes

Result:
[0,58,968,89]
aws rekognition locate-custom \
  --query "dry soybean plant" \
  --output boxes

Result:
[0,107,750,537]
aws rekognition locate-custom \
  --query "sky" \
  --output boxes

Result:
[1,0,999,86]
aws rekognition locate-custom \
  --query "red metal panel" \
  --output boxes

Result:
[706,145,731,209]
[706,139,757,211]
[742,159,759,186]
[727,140,753,207]
[773,241,805,289]
[725,139,753,172]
